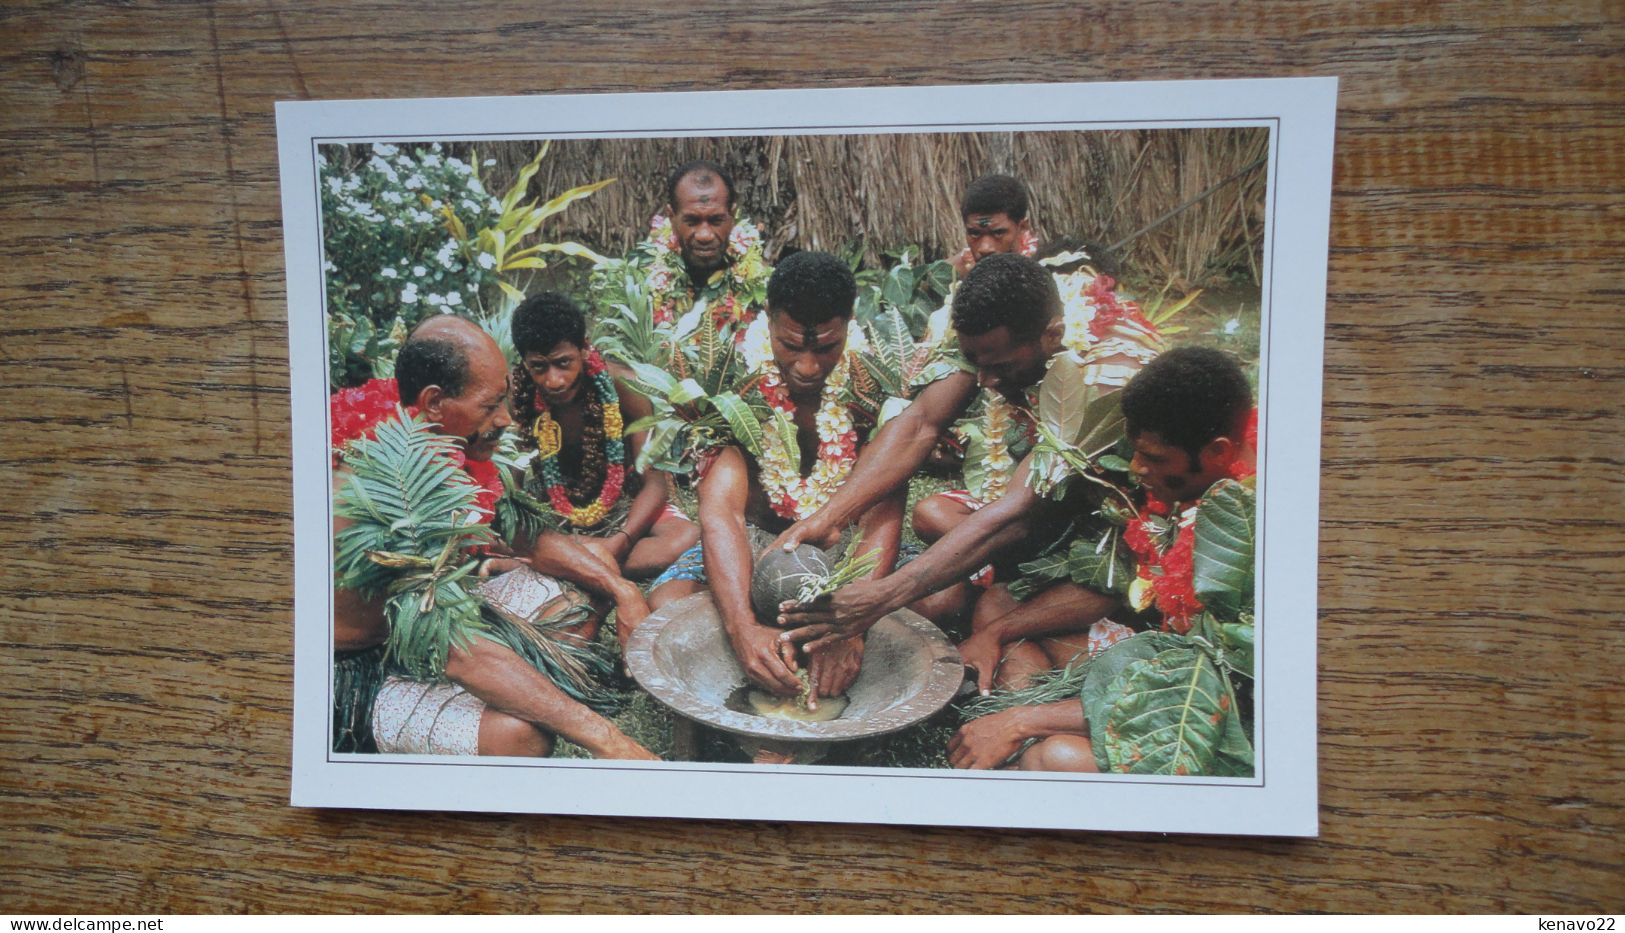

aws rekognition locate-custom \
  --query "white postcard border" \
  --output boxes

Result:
[279,78,1334,836]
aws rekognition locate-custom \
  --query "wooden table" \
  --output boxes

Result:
[4,1,1619,913]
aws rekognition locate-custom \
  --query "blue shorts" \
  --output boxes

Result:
[651,541,707,588]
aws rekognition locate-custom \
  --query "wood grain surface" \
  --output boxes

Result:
[3,0,1621,914]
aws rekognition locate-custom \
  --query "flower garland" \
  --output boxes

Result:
[329,377,502,525]
[962,384,1040,504]
[530,349,627,528]
[641,212,769,334]
[1122,434,1258,634]
[755,359,858,520]
[1055,270,1158,357]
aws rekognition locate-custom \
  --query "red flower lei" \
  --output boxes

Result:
[1123,416,1259,634]
[330,377,502,526]
[1082,274,1154,342]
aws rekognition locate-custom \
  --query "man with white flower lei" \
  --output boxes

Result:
[608,160,772,342]
[647,251,905,705]
[772,255,1157,698]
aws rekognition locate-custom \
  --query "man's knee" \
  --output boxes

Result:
[911,494,967,543]
[477,709,553,757]
[1018,734,1098,773]
[648,578,703,611]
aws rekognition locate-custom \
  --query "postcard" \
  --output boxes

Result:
[279,78,1335,835]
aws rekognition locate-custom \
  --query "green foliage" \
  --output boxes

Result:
[1093,642,1231,776]
[321,143,610,389]
[846,243,954,341]
[1026,351,1131,499]
[1192,479,1256,619]
[333,412,499,678]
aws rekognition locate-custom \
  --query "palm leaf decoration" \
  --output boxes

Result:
[334,412,617,712]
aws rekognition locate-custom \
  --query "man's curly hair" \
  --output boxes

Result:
[766,250,856,327]
[510,291,587,360]
[1120,347,1253,463]
[665,160,736,212]
[950,252,1060,340]
[961,173,1029,222]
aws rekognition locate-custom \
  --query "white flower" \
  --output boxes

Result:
[325,178,342,194]
[477,253,496,270]
[460,198,480,214]
[412,265,427,277]
[482,158,496,167]
[421,153,441,168]
[404,173,426,191]
[390,218,405,227]
[371,143,398,157]
[379,267,398,279]
[322,259,336,273]
[425,293,444,306]
[380,190,403,205]
[1223,318,1241,335]
[400,284,419,304]
[445,291,462,306]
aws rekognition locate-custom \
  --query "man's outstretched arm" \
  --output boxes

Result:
[699,447,803,695]
[773,371,979,551]
[778,453,1042,651]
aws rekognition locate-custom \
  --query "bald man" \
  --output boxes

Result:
[332,315,655,761]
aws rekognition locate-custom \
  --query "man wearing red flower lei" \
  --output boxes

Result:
[332,315,655,761]
[947,347,1255,770]
[647,251,905,707]
[507,291,699,650]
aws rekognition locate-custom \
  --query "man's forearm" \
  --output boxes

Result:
[530,532,629,600]
[1012,699,1090,741]
[881,500,1031,608]
[984,583,1120,647]
[811,414,941,531]
[701,510,758,636]
[621,471,670,545]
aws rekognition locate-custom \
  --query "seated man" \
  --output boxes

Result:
[648,251,904,706]
[505,291,699,649]
[331,314,655,761]
[779,253,1154,634]
[592,159,771,340]
[786,347,1255,771]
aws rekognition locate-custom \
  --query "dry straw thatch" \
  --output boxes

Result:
[473,127,1267,290]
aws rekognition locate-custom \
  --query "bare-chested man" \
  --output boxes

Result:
[332,315,655,760]
[505,291,699,649]
[647,251,904,704]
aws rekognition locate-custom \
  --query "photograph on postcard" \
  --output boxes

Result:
[283,81,1331,833]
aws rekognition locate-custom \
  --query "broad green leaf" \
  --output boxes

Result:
[635,418,682,473]
[1080,633,1185,734]
[497,280,527,304]
[1192,479,1256,618]
[625,360,680,399]
[711,392,765,457]
[1097,644,1230,776]
[668,378,707,406]
[499,146,548,217]
[500,256,550,272]
[876,395,911,430]
[1065,527,1133,595]
[768,409,801,474]
[1072,391,1127,460]
[1214,618,1254,679]
[1096,453,1131,474]
[622,412,666,436]
[1037,352,1091,443]
[881,266,914,309]
[1011,549,1072,601]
